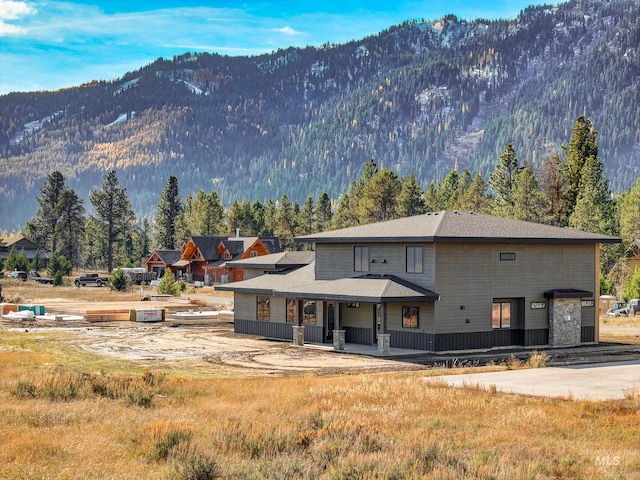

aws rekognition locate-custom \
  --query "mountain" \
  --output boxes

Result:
[1,0,639,230]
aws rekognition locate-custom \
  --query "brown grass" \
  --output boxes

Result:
[1,331,639,479]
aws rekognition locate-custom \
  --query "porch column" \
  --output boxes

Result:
[332,302,345,350]
[377,303,390,355]
[292,325,305,346]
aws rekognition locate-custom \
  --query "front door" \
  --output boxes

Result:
[326,302,335,342]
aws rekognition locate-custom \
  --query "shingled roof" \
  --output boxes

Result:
[296,211,621,244]
[225,251,315,269]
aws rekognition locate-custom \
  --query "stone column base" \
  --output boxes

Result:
[333,329,346,351]
[377,333,391,355]
[292,325,305,346]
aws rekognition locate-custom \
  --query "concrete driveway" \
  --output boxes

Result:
[427,360,640,400]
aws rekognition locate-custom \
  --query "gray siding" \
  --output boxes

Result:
[387,302,434,332]
[315,243,435,288]
[233,293,288,324]
[340,302,374,329]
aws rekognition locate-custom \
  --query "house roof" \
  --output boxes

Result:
[225,251,315,269]
[216,262,316,294]
[217,263,438,303]
[152,250,182,265]
[188,236,226,260]
[296,211,621,245]
[276,274,439,303]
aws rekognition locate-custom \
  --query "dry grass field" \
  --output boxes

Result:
[1,280,640,479]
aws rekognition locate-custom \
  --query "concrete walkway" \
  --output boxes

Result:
[426,360,640,400]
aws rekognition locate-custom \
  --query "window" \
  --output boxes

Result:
[500,252,516,261]
[223,251,231,260]
[250,250,258,258]
[402,306,419,328]
[492,302,511,329]
[257,296,270,321]
[286,299,298,323]
[406,246,423,273]
[302,301,316,324]
[354,246,369,272]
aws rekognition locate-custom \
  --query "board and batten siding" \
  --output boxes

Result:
[314,243,435,288]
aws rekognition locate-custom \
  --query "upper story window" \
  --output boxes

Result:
[500,252,516,261]
[223,251,231,260]
[354,246,369,272]
[250,250,258,258]
[406,246,423,273]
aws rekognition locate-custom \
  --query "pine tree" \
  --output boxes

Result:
[133,218,152,264]
[298,196,316,235]
[511,165,545,222]
[563,115,599,216]
[458,173,488,213]
[316,193,333,232]
[155,176,183,249]
[275,194,298,250]
[618,176,640,246]
[437,170,460,210]
[55,189,85,267]
[89,170,134,272]
[568,156,615,235]
[396,173,425,217]
[489,144,520,215]
[28,171,67,252]
[540,154,567,226]
[358,168,401,224]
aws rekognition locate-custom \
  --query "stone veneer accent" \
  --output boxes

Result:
[292,326,305,346]
[549,298,581,347]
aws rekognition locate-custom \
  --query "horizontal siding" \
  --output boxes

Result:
[386,302,434,332]
[345,326,373,345]
[304,325,324,343]
[235,319,293,340]
[390,330,434,350]
[315,243,435,288]
[524,329,548,346]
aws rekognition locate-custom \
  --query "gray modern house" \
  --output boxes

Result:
[218,211,620,352]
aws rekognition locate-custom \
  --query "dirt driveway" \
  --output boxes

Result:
[1,318,415,376]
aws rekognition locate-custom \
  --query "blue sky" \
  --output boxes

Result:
[0,0,547,95]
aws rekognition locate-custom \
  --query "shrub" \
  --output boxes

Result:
[109,268,130,292]
[167,444,218,480]
[526,350,550,368]
[157,270,179,296]
[148,427,193,462]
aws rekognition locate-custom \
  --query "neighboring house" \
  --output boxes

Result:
[225,251,315,281]
[0,235,49,266]
[208,237,281,282]
[218,211,620,352]
[145,250,182,278]
[175,235,282,283]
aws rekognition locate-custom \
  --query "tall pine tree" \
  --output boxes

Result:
[155,176,183,249]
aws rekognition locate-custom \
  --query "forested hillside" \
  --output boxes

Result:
[1,0,639,229]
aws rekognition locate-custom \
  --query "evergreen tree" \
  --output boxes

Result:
[396,173,425,217]
[563,116,599,217]
[251,200,266,235]
[511,164,545,222]
[331,192,357,229]
[131,218,152,264]
[183,190,225,237]
[262,200,277,236]
[89,170,135,272]
[568,156,615,235]
[540,154,567,226]
[623,267,640,302]
[55,189,85,267]
[316,193,333,232]
[618,176,640,246]
[358,168,401,224]
[275,194,298,250]
[155,176,183,249]
[298,196,316,235]
[437,170,460,210]
[423,182,439,212]
[47,250,72,286]
[489,144,520,215]
[34,171,66,252]
[458,173,488,213]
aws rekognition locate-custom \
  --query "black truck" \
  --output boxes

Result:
[74,273,109,287]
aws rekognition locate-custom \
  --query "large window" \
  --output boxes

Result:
[406,246,423,273]
[286,299,298,323]
[402,306,419,328]
[354,246,370,272]
[302,301,316,324]
[257,296,270,321]
[492,302,511,329]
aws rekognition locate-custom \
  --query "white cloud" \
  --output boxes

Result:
[272,26,302,36]
[0,0,36,35]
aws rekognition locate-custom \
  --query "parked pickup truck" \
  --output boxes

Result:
[74,273,108,287]
[29,271,54,284]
